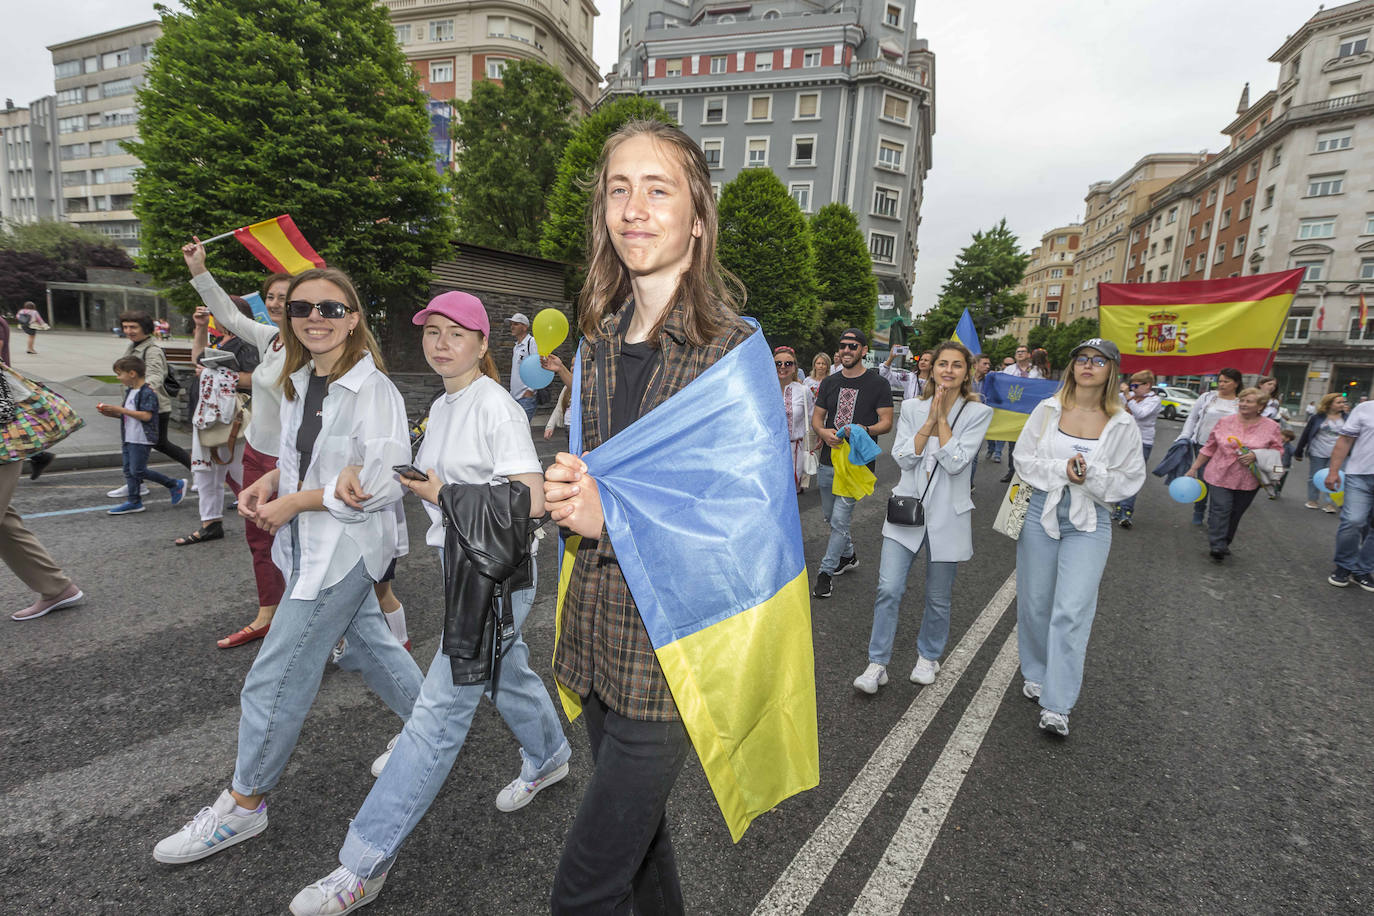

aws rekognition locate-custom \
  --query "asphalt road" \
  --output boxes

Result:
[2,418,1371,915]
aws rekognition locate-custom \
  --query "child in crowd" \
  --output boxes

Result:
[1276,428,1296,496]
[97,356,187,515]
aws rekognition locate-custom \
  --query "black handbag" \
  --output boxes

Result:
[886,400,966,526]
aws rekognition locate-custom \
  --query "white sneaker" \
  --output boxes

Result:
[852,663,888,694]
[108,484,151,497]
[909,656,940,685]
[370,733,400,778]
[152,789,267,864]
[495,760,570,812]
[1038,709,1070,736]
[289,865,387,916]
[1022,680,1042,700]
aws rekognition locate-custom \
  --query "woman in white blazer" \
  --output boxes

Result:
[854,341,993,694]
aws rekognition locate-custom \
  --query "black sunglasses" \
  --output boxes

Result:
[775,360,795,368]
[287,299,356,319]
[837,342,861,351]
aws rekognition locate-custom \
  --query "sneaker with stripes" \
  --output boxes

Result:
[289,865,387,915]
[152,789,267,864]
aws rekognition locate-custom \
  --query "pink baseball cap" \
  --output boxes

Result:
[412,291,489,338]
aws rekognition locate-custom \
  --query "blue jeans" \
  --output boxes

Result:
[867,536,959,665]
[517,395,537,420]
[817,464,856,575]
[1016,489,1113,716]
[232,549,424,797]
[341,570,571,878]
[1333,472,1374,575]
[986,440,1004,459]
[1306,455,1332,505]
[1116,443,1153,516]
[121,441,177,502]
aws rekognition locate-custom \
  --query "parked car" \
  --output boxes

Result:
[1158,386,1199,420]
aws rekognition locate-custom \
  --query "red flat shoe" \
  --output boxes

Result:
[217,623,269,649]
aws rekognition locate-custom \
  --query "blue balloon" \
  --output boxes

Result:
[1168,476,1203,504]
[1313,467,1345,494]
[519,352,555,390]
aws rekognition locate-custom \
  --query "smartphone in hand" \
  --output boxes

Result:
[393,464,428,482]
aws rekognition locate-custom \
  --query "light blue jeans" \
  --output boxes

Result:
[867,535,960,665]
[1305,454,1332,506]
[340,567,571,878]
[233,549,424,797]
[1333,472,1374,575]
[1015,489,1113,716]
[818,464,856,575]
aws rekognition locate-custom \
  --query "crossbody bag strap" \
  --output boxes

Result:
[915,398,969,502]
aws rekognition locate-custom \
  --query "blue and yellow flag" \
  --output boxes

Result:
[555,324,819,842]
[982,371,1059,441]
[953,308,982,356]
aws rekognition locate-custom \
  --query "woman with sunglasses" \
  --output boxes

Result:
[777,345,813,494]
[153,267,425,868]
[1013,340,1145,737]
[1115,369,1161,529]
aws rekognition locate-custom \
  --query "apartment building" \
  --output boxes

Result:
[379,0,601,169]
[1009,225,1082,342]
[0,97,61,224]
[605,0,936,312]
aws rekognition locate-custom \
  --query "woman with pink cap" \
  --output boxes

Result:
[287,290,571,915]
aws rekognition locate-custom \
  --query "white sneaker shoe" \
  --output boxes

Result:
[495,760,570,812]
[108,484,151,498]
[1038,709,1070,736]
[1022,680,1042,700]
[909,656,940,685]
[152,789,267,864]
[370,733,400,778]
[853,663,888,694]
[289,865,387,915]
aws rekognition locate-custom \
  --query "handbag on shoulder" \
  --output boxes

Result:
[886,400,966,526]
[0,364,85,464]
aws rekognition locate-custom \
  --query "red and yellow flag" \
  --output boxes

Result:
[233,215,325,275]
[1099,269,1304,375]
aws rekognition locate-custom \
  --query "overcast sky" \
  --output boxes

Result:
[1,0,1331,311]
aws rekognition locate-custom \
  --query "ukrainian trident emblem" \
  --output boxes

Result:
[1135,312,1189,354]
[1007,383,1024,403]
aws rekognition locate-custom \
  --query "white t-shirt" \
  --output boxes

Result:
[509,334,537,399]
[123,389,151,445]
[1052,428,1097,461]
[414,375,543,547]
[1003,362,1045,379]
[1338,401,1374,475]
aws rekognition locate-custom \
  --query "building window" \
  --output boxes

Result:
[101,49,131,69]
[1220,208,1232,230]
[884,4,904,28]
[1182,258,1192,276]
[1338,33,1369,57]
[1367,213,1374,234]
[1158,267,1169,282]
[1350,306,1374,341]
[880,92,910,124]
[1295,259,1325,281]
[62,170,86,188]
[486,58,508,79]
[746,137,769,167]
[1163,237,1173,253]
[1360,258,1374,280]
[795,93,820,119]
[57,116,83,134]
[1226,174,1238,194]
[1240,197,1253,220]
[1048,284,1063,296]
[429,19,454,41]
[1316,130,1353,152]
[1271,146,1283,167]
[56,88,84,106]
[1165,206,1177,224]
[1050,268,1063,278]
[872,184,899,218]
[1130,229,1139,245]
[1233,236,1246,257]
[100,77,134,97]
[710,55,728,74]
[1192,198,1202,215]
[789,182,812,213]
[623,28,632,49]
[1246,161,1259,182]
[666,58,683,77]
[791,135,815,166]
[1146,270,1154,282]
[394,24,411,44]
[1207,188,1217,206]
[763,10,780,20]
[755,52,773,72]
[869,232,896,263]
[1186,227,1197,246]
[1298,217,1336,239]
[803,49,821,68]
[1307,174,1344,196]
[747,95,772,122]
[55,59,82,79]
[59,142,88,160]
[711,182,721,200]
[1263,186,1275,209]
[1257,226,1268,247]
[1283,315,1311,342]
[1213,246,1225,265]
[659,99,681,123]
[703,97,725,124]
[876,139,905,171]
[429,61,453,82]
[700,138,723,169]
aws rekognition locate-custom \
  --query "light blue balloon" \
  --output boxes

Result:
[1313,467,1345,494]
[1168,476,1203,504]
[519,352,555,390]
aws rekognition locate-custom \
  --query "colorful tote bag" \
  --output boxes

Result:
[0,364,85,464]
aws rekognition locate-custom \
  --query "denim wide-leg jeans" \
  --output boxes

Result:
[867,536,959,665]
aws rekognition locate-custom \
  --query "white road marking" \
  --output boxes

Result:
[752,572,1017,916]
[851,625,1021,915]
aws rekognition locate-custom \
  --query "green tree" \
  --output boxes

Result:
[1046,317,1100,370]
[988,334,1020,364]
[717,169,819,348]
[128,0,454,318]
[921,219,1030,343]
[809,203,877,351]
[540,96,675,302]
[1026,324,1052,351]
[451,59,574,255]
[0,221,134,308]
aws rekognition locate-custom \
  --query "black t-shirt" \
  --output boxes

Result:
[815,368,893,469]
[610,339,659,437]
[296,373,329,482]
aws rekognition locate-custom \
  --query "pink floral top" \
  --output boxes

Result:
[1200,414,1284,491]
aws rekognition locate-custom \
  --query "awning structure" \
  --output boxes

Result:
[44,281,172,330]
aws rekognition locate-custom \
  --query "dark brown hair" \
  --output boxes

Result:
[260,272,292,302]
[277,268,386,400]
[119,310,154,336]
[113,355,145,375]
[918,341,976,402]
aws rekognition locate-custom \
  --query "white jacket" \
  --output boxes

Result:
[884,396,993,562]
[1013,396,1146,538]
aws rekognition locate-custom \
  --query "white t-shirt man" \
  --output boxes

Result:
[1338,400,1374,476]
[1002,361,1044,380]
[509,327,537,401]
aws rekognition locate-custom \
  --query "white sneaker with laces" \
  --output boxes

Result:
[1022,680,1042,700]
[152,789,267,864]
[370,733,400,778]
[108,484,151,498]
[909,656,940,685]
[496,760,570,812]
[289,865,387,916]
[1038,709,1070,736]
[852,663,888,694]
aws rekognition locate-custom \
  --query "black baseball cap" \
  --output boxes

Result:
[839,328,868,347]
[1069,338,1121,362]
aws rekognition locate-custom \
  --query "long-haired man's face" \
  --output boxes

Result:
[604,134,702,284]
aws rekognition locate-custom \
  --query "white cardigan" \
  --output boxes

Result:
[1013,396,1146,538]
[884,395,993,562]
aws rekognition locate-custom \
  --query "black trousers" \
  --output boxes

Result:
[156,411,192,469]
[1206,484,1258,553]
[551,693,691,915]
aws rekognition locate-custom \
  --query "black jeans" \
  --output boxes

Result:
[1206,485,1258,553]
[156,411,192,469]
[551,693,691,916]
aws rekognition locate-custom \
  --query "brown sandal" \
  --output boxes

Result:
[175,521,224,546]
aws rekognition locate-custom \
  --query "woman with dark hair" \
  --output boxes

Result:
[1184,387,1283,561]
[1295,392,1349,511]
[1178,367,1243,524]
[1256,375,1283,422]
[153,267,424,867]
[1031,347,1051,378]
[854,340,992,694]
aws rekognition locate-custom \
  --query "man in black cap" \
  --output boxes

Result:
[810,328,893,598]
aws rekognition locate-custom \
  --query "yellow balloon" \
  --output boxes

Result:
[533,308,569,356]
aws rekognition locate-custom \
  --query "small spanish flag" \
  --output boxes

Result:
[233,215,325,275]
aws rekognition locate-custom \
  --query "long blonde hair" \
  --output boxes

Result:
[578,119,743,346]
[917,341,977,403]
[278,268,386,400]
[1056,349,1123,416]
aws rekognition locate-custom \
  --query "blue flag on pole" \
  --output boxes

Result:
[953,308,982,356]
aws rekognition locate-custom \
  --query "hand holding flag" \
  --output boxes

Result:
[201,215,325,275]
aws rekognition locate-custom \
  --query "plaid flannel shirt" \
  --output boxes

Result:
[553,301,752,721]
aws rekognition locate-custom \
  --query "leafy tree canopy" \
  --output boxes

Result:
[988,334,1020,364]
[1027,324,1053,351]
[0,221,134,308]
[1045,316,1100,371]
[128,0,455,315]
[451,59,574,255]
[810,203,876,352]
[920,218,1030,344]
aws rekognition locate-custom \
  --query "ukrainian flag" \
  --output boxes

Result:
[952,308,982,355]
[554,324,819,842]
[982,371,1059,441]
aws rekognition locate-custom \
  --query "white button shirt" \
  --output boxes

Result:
[510,334,537,399]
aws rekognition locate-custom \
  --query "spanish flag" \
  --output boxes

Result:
[1099,269,1304,375]
[982,372,1059,441]
[233,215,326,275]
[554,324,819,842]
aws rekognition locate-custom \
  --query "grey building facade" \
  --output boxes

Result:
[606,1,935,311]
[0,96,61,225]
